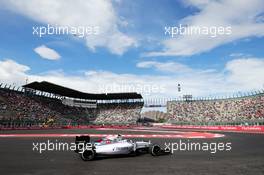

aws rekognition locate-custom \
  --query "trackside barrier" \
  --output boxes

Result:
[2,124,264,133]
[0,125,135,130]
[160,125,264,133]
[0,126,63,130]
[64,125,135,129]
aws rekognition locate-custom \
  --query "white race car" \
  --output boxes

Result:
[74,134,169,161]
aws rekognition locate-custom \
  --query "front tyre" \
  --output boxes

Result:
[150,145,161,156]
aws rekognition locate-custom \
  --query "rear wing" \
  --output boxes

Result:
[75,135,91,153]
[75,135,90,143]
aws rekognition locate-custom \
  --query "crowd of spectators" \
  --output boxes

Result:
[141,111,168,122]
[3,84,263,126]
[0,88,143,126]
[167,94,264,123]
[95,103,143,124]
[0,89,96,126]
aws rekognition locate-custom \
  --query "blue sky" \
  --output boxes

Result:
[0,0,264,98]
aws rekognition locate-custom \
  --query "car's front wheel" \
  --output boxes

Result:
[150,145,161,156]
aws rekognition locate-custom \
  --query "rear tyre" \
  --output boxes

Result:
[80,149,95,161]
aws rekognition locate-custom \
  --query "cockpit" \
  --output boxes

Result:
[94,135,123,145]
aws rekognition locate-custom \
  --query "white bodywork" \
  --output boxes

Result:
[92,135,150,155]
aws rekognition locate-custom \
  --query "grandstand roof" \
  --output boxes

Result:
[23,81,143,100]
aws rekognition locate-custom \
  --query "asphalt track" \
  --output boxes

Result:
[0,128,264,175]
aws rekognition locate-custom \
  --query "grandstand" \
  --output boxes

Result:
[167,92,264,125]
[1,81,264,128]
[141,111,168,122]
[0,81,143,127]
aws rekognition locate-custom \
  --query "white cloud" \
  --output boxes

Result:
[0,59,29,85]
[229,52,252,58]
[34,45,61,60]
[182,0,211,9]
[1,58,264,98]
[1,0,136,55]
[225,58,264,89]
[136,61,192,73]
[145,0,264,57]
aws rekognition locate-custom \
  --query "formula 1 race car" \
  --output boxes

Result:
[74,134,170,161]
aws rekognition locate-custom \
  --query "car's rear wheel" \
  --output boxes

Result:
[80,150,95,161]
